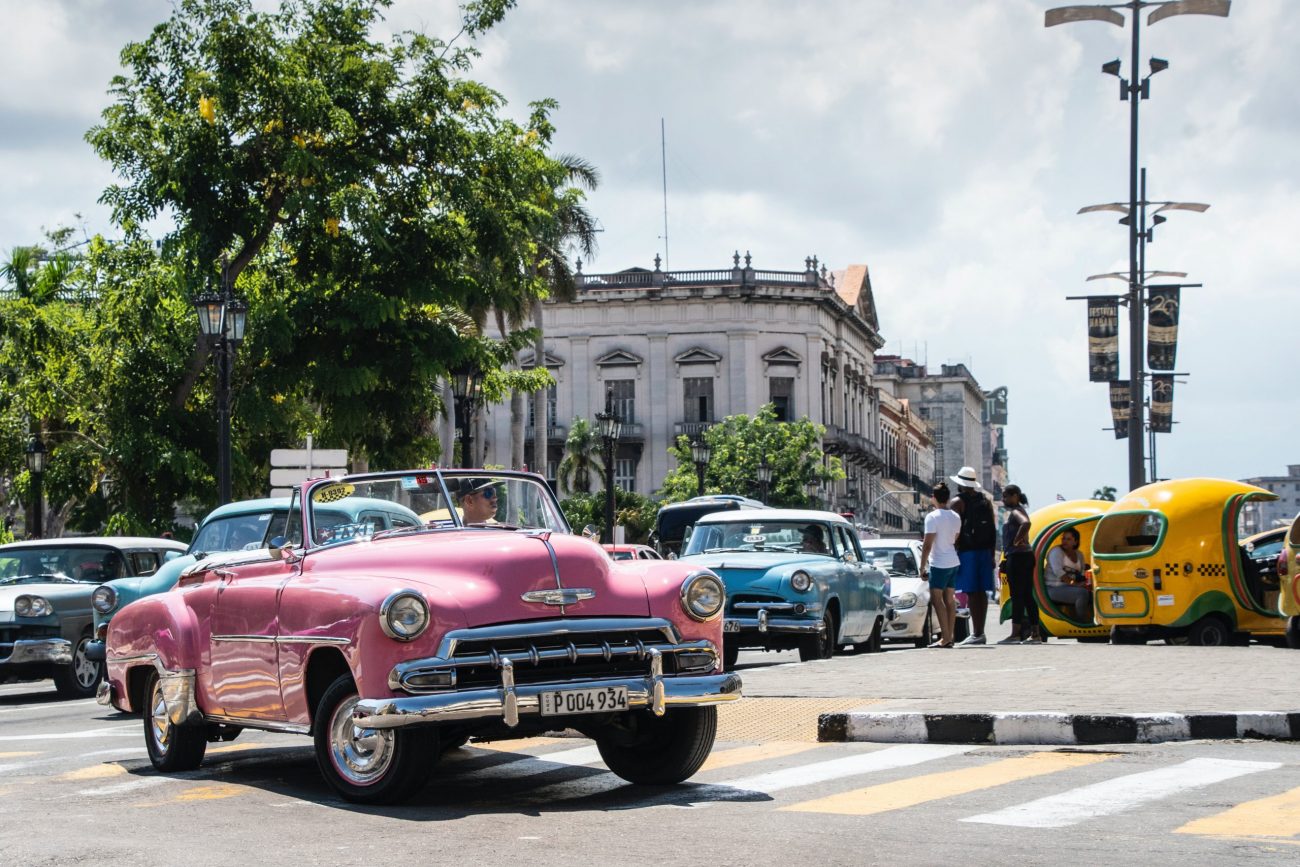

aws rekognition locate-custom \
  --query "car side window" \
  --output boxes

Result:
[131,551,161,576]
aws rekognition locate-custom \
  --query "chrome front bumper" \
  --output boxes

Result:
[724,610,825,636]
[353,670,742,730]
[0,638,73,667]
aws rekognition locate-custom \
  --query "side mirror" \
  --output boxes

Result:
[268,536,301,563]
[581,524,598,539]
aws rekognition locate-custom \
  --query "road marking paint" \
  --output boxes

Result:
[471,737,568,752]
[77,776,172,797]
[0,751,41,758]
[1175,784,1300,839]
[0,727,137,742]
[174,783,247,801]
[963,757,1283,828]
[60,763,128,781]
[207,741,279,755]
[699,742,820,773]
[529,745,604,766]
[718,744,975,795]
[782,750,1113,816]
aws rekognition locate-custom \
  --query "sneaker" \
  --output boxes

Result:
[927,640,946,648]
[995,635,1023,645]
[1020,637,1043,645]
[958,633,987,646]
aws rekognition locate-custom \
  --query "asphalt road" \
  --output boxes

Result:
[3,645,1298,867]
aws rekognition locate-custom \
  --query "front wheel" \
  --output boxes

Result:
[914,608,934,649]
[143,670,207,772]
[596,706,717,785]
[1188,616,1232,647]
[857,616,884,654]
[313,674,437,804]
[53,633,103,699]
[799,613,836,661]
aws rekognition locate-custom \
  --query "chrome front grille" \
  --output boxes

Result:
[390,617,718,693]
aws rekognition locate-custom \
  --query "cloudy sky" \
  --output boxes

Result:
[3,0,1295,506]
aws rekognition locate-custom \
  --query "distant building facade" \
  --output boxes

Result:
[1240,465,1300,534]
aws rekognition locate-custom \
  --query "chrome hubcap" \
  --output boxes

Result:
[329,694,395,786]
[73,639,100,688]
[149,684,171,753]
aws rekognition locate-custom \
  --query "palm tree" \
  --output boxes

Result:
[1093,486,1117,502]
[527,154,600,480]
[556,417,604,496]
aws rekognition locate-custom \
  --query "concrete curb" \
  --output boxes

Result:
[817,711,1300,746]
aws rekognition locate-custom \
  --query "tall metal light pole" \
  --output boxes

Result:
[451,366,482,469]
[194,264,248,506]
[690,436,711,498]
[1047,0,1231,490]
[596,389,622,543]
[24,433,46,539]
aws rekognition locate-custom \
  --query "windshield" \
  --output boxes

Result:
[682,519,837,557]
[304,471,568,549]
[860,546,918,575]
[1093,510,1167,558]
[192,511,290,554]
[0,546,129,584]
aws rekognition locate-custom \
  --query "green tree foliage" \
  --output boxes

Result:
[559,488,657,545]
[556,417,603,496]
[1093,486,1117,502]
[657,405,842,506]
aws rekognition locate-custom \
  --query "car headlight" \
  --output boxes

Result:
[379,590,430,641]
[680,571,724,621]
[891,592,918,610]
[15,595,53,618]
[92,585,118,615]
[790,570,813,593]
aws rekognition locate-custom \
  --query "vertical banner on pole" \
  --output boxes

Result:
[1150,374,1174,433]
[1147,287,1181,370]
[1088,297,1120,382]
[1109,380,1130,440]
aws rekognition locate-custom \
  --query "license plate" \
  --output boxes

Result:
[1110,592,1125,609]
[723,620,741,633]
[539,686,629,716]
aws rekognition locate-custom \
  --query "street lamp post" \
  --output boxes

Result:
[24,433,46,539]
[194,262,248,506]
[1047,0,1231,490]
[690,436,711,498]
[596,389,622,544]
[805,480,820,510]
[451,366,482,469]
[756,456,772,504]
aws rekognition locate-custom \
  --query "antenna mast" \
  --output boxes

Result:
[660,118,669,270]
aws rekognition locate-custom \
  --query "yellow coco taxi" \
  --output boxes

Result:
[1092,478,1286,646]
[999,499,1111,642]
[1279,512,1300,648]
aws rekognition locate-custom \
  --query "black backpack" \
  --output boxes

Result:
[956,490,996,551]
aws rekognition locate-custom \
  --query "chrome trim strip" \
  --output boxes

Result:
[536,533,566,613]
[201,712,310,735]
[726,615,824,635]
[210,635,351,645]
[521,588,597,606]
[1,638,73,667]
[439,617,680,660]
[500,657,518,727]
[733,601,797,612]
[758,609,769,632]
[354,672,743,730]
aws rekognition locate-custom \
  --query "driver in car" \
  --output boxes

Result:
[457,478,501,524]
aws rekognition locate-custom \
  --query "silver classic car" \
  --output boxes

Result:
[0,536,187,697]
[680,509,891,668]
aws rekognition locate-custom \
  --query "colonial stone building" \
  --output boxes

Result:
[1240,465,1300,533]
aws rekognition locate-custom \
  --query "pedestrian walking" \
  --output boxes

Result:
[999,484,1039,644]
[919,482,961,647]
[949,466,997,646]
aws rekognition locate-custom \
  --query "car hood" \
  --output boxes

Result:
[306,530,654,626]
[678,552,823,590]
[0,582,93,612]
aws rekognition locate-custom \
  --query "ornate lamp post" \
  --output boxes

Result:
[757,456,772,503]
[595,389,622,544]
[690,436,711,498]
[24,433,46,539]
[451,365,482,469]
[194,268,248,505]
[805,479,820,510]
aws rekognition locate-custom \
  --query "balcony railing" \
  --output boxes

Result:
[525,423,567,442]
[673,421,716,439]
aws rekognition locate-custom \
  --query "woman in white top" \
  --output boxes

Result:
[920,482,962,647]
[1045,527,1093,623]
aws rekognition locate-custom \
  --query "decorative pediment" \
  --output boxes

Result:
[595,349,643,367]
[673,347,722,365]
[520,351,566,369]
[762,347,802,366]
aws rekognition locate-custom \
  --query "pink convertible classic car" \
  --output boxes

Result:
[100,469,740,804]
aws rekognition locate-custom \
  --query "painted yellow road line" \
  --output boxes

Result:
[60,763,127,781]
[1176,785,1300,840]
[207,741,280,755]
[174,783,247,802]
[783,751,1114,816]
[472,737,568,753]
[0,751,41,758]
[700,741,820,773]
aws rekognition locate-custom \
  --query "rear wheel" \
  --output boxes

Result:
[1188,616,1232,647]
[860,616,884,654]
[1287,616,1300,650]
[596,707,717,785]
[1110,626,1147,645]
[53,632,103,699]
[799,613,836,661]
[143,670,207,772]
[314,674,437,804]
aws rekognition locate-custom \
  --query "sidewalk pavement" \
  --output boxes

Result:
[734,615,1300,746]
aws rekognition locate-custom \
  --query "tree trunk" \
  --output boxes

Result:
[531,297,547,480]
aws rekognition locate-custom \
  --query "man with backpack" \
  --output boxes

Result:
[950,466,997,646]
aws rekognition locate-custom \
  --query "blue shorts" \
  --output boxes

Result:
[956,549,996,594]
[928,565,958,591]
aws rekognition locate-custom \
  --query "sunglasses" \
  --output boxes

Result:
[478,487,498,500]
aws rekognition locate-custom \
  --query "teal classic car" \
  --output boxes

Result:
[1,536,187,696]
[679,509,891,669]
[86,495,423,657]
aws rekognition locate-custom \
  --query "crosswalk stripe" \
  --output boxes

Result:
[699,742,820,773]
[717,744,974,795]
[0,728,137,742]
[783,750,1113,816]
[963,757,1283,828]
[1175,784,1300,839]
